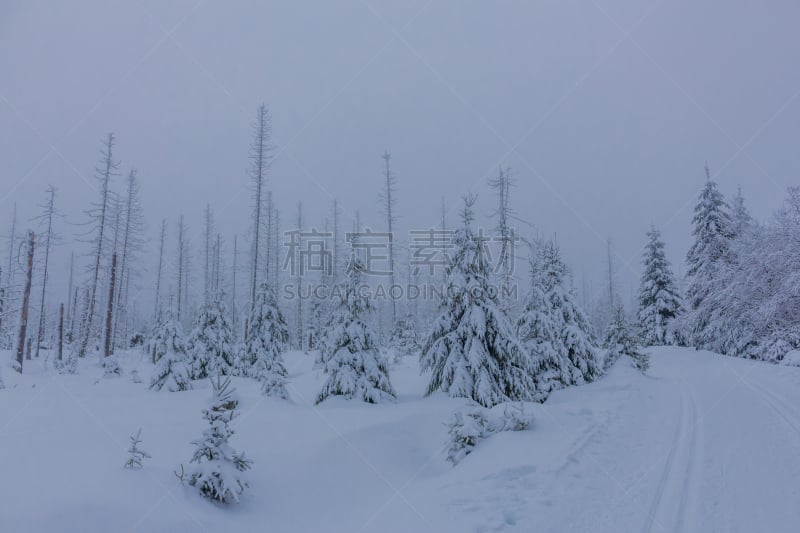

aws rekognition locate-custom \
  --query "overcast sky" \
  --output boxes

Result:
[1,0,798,308]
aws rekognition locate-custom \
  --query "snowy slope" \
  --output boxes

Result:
[1,347,799,532]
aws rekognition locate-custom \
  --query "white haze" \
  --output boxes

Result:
[1,0,798,312]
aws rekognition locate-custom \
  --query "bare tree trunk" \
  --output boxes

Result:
[489,167,514,307]
[607,237,615,308]
[204,204,214,301]
[1,203,18,343]
[183,236,190,318]
[264,191,273,283]
[104,253,117,358]
[381,151,397,326]
[273,208,280,290]
[107,197,122,352]
[79,133,118,357]
[58,303,64,361]
[332,199,340,288]
[68,286,79,344]
[66,251,74,332]
[250,104,273,312]
[176,215,185,321]
[15,231,34,373]
[295,202,303,350]
[214,233,221,293]
[35,186,56,359]
[154,219,166,320]
[114,169,139,349]
[231,234,238,336]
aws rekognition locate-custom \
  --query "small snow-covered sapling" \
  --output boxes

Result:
[124,428,151,469]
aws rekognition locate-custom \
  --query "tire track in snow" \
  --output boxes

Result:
[675,389,700,532]
[642,381,699,533]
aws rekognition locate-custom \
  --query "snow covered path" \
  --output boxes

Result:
[440,347,800,532]
[1,347,799,532]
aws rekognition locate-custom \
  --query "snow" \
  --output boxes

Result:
[782,350,800,367]
[1,346,799,532]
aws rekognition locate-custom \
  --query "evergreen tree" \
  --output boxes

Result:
[186,292,236,379]
[445,402,532,465]
[703,187,800,360]
[306,298,325,352]
[241,282,290,399]
[519,240,600,388]
[685,170,733,347]
[730,186,753,238]
[149,313,192,392]
[516,246,566,399]
[186,376,252,504]
[389,314,421,362]
[421,196,540,408]
[604,304,650,373]
[316,257,395,404]
[637,226,684,346]
[124,429,151,469]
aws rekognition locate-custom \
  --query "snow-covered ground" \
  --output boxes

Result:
[1,346,799,532]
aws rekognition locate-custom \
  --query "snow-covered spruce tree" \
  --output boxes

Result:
[186,292,236,380]
[389,314,421,362]
[519,240,600,389]
[446,402,532,465]
[316,256,395,404]
[306,297,325,352]
[186,376,252,504]
[730,186,753,238]
[516,247,565,399]
[241,282,290,399]
[705,187,800,361]
[124,429,151,469]
[149,313,192,392]
[604,304,649,373]
[637,226,684,346]
[421,195,540,408]
[685,169,733,348]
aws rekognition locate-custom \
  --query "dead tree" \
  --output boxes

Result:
[264,191,273,284]
[154,219,167,320]
[380,151,398,326]
[35,185,58,358]
[1,203,18,345]
[488,166,515,308]
[114,169,144,349]
[606,237,615,309]
[249,104,273,312]
[104,253,117,358]
[213,233,221,292]
[79,133,119,357]
[273,207,281,290]
[331,199,341,288]
[231,234,239,337]
[295,202,303,350]
[66,251,74,339]
[203,204,214,301]
[176,215,186,321]
[15,231,34,372]
[68,285,79,344]
[58,303,64,361]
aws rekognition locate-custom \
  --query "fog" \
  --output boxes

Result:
[2,0,798,309]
